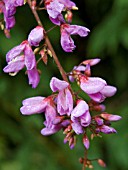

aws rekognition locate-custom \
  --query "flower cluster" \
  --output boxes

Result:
[20,59,121,150]
[2,0,122,168]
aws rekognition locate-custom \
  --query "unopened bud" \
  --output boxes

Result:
[83,134,90,149]
[97,159,106,167]
[100,113,122,122]
[69,136,76,149]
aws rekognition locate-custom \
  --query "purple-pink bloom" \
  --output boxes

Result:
[50,77,73,116]
[3,41,40,88]
[44,0,76,25]
[71,100,91,135]
[1,0,24,30]
[28,26,44,46]
[20,97,47,115]
[79,76,117,102]
[41,105,62,136]
[60,24,90,52]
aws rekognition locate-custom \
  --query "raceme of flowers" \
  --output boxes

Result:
[20,59,122,150]
[2,0,122,168]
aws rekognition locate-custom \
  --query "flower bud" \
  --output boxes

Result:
[100,113,122,122]
[97,159,106,167]
[83,134,90,149]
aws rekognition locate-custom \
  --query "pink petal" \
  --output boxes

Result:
[100,85,117,97]
[80,77,106,94]
[71,100,89,118]
[20,97,46,115]
[28,26,44,47]
[50,77,69,92]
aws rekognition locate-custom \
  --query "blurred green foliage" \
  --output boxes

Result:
[0,0,128,169]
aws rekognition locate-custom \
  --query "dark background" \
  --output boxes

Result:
[0,0,128,169]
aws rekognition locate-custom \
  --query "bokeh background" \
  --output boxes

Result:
[0,0,128,169]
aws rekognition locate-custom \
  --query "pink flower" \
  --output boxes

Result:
[1,0,24,30]
[60,24,90,52]
[41,105,62,136]
[28,26,44,46]
[71,100,91,135]
[20,96,63,135]
[79,76,117,102]
[44,0,76,25]
[3,41,40,88]
[50,77,73,116]
[20,97,47,115]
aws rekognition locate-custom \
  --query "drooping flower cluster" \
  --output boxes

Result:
[20,59,121,150]
[0,0,24,31]
[2,1,122,168]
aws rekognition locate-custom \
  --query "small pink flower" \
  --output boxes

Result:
[60,24,90,52]
[44,0,76,25]
[28,26,44,46]
[79,75,117,102]
[3,41,40,88]
[50,77,73,116]
[71,100,91,134]
[1,0,24,30]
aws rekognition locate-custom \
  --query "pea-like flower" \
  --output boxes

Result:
[60,24,90,52]
[28,26,44,46]
[20,96,47,115]
[44,0,76,25]
[79,75,117,103]
[50,77,73,116]
[71,100,91,135]
[1,0,24,30]
[3,40,40,88]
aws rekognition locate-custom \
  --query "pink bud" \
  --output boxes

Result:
[100,113,122,121]
[83,134,90,149]
[97,159,106,167]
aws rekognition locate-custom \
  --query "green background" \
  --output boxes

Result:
[0,0,128,169]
